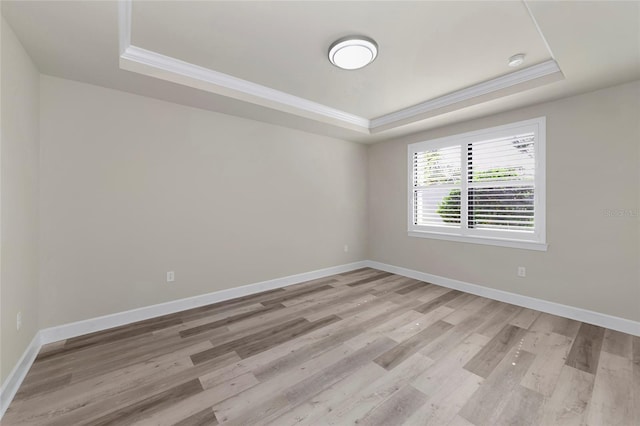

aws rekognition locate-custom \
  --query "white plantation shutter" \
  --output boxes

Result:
[412,146,461,227]
[467,133,535,232]
[408,118,546,250]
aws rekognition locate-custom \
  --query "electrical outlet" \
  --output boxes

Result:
[166,271,175,283]
[517,266,526,278]
[343,244,349,253]
[17,311,22,331]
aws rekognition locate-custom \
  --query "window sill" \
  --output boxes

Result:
[408,231,548,251]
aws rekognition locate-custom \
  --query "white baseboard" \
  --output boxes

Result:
[365,260,640,337]
[0,332,41,419]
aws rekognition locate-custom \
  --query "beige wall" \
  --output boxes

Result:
[1,19,40,383]
[38,75,368,328]
[369,81,640,322]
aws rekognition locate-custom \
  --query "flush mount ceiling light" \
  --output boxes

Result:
[328,36,378,70]
[508,53,526,67]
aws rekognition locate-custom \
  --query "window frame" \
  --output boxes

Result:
[407,117,547,251]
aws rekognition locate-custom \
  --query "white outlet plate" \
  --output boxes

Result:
[517,266,526,278]
[17,311,22,330]
[167,271,175,282]
[343,245,349,252]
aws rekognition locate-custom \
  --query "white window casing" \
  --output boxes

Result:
[408,117,547,251]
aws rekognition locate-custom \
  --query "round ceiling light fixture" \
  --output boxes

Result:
[508,53,526,67]
[328,36,378,70]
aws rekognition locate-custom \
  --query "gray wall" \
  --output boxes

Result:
[38,75,368,328]
[1,18,40,383]
[368,81,640,322]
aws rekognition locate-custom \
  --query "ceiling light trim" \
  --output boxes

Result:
[370,59,563,129]
[120,45,371,131]
[328,36,378,70]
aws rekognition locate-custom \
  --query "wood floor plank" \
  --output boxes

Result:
[413,290,464,314]
[252,301,407,382]
[374,320,453,370]
[494,385,544,426]
[565,322,605,374]
[444,292,477,310]
[407,373,482,426]
[476,302,520,338]
[235,314,341,359]
[530,312,581,338]
[4,268,639,426]
[282,337,397,406]
[9,340,215,416]
[13,372,72,400]
[412,333,487,397]
[265,362,385,426]
[463,324,527,378]
[357,384,427,426]
[585,350,635,425]
[459,347,537,425]
[190,317,307,364]
[421,300,500,361]
[520,331,573,396]
[508,307,541,330]
[173,408,219,426]
[442,296,493,325]
[369,276,420,296]
[85,378,203,426]
[179,303,286,338]
[216,338,397,425]
[539,365,595,426]
[346,271,393,287]
[318,352,434,425]
[395,280,430,295]
[26,351,239,426]
[447,415,476,426]
[260,283,335,306]
[409,335,486,426]
[210,343,362,425]
[385,305,453,343]
[136,372,258,426]
[602,328,633,358]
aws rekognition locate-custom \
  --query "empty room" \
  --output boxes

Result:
[1,1,639,425]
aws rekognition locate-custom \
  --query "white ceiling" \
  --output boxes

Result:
[2,1,639,143]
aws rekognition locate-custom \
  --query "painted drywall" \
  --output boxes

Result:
[369,80,640,322]
[0,18,40,383]
[38,75,368,328]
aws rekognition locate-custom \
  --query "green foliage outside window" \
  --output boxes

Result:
[436,168,533,228]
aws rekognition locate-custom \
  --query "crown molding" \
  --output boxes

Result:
[117,0,564,135]
[370,60,563,130]
[117,0,131,56]
[120,45,370,132]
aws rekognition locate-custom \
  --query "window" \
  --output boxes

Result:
[408,117,546,250]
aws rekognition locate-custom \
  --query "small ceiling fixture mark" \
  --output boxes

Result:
[328,36,378,70]
[508,53,526,67]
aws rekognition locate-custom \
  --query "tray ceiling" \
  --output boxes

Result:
[2,1,639,143]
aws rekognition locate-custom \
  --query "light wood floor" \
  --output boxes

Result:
[4,268,639,425]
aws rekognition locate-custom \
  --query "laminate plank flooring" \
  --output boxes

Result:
[4,268,638,425]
